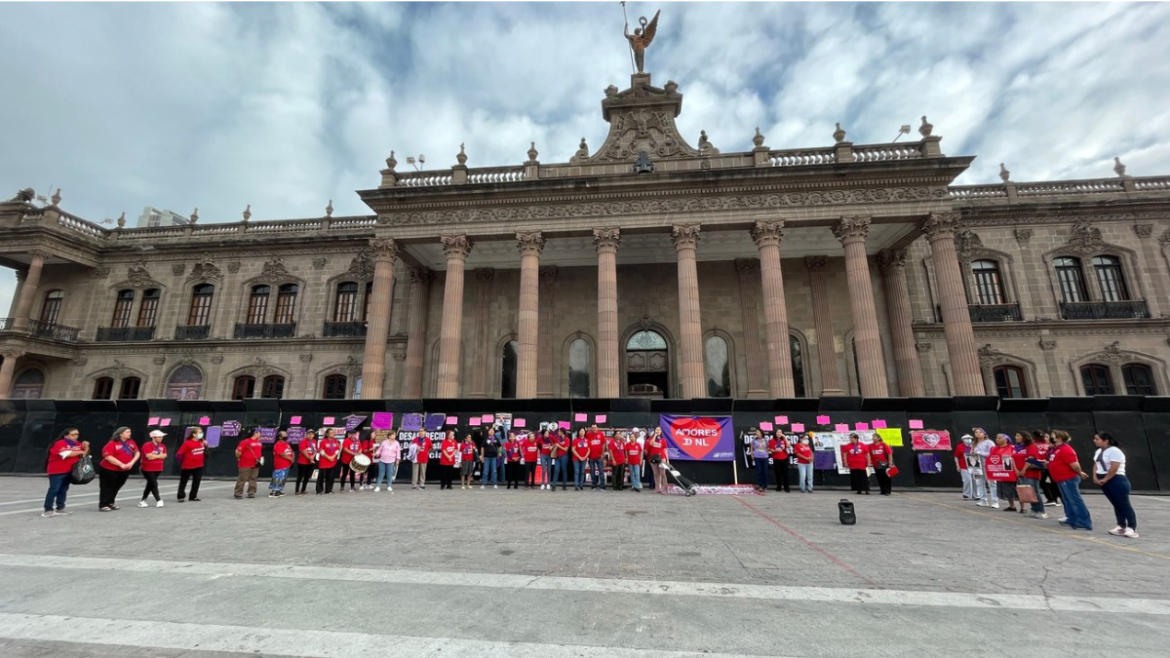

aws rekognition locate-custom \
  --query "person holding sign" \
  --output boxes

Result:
[294,430,317,496]
[43,428,89,517]
[971,429,998,508]
[439,430,458,490]
[625,433,644,492]
[842,433,871,495]
[317,429,341,495]
[769,431,792,493]
[359,432,378,491]
[233,428,263,500]
[138,430,168,508]
[989,434,1019,511]
[571,429,590,491]
[794,435,814,493]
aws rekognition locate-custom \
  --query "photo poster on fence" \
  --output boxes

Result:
[805,431,866,475]
[918,452,944,474]
[397,428,445,461]
[494,413,513,437]
[911,429,952,451]
[985,452,1017,482]
[660,415,734,461]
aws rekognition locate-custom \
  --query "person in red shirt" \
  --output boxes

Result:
[138,430,168,508]
[339,431,362,493]
[954,435,973,500]
[439,430,458,490]
[521,433,540,489]
[234,428,263,499]
[550,429,570,491]
[1049,430,1092,530]
[412,433,433,490]
[624,434,644,492]
[294,430,317,496]
[537,429,553,490]
[586,424,606,491]
[768,432,792,493]
[268,431,295,498]
[505,432,523,490]
[459,434,478,489]
[608,432,628,491]
[868,433,894,496]
[645,427,669,494]
[98,426,139,511]
[841,433,871,495]
[794,435,814,493]
[317,429,342,495]
[43,427,89,517]
[1020,433,1048,518]
[1031,430,1061,507]
[571,429,590,491]
[176,427,208,502]
[358,432,377,491]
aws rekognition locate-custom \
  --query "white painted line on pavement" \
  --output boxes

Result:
[0,612,754,658]
[0,484,233,516]
[1,552,1168,616]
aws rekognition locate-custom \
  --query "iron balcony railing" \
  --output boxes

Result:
[95,326,156,342]
[27,319,80,341]
[935,303,1023,323]
[174,325,211,340]
[0,317,14,331]
[234,323,297,339]
[1059,300,1151,320]
[323,321,368,338]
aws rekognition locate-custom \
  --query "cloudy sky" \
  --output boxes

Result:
[2,1,1169,312]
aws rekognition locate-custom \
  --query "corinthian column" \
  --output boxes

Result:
[359,238,398,399]
[877,249,925,397]
[672,224,705,398]
[833,216,889,397]
[805,256,843,396]
[537,266,558,397]
[12,251,46,331]
[401,266,433,399]
[751,220,795,398]
[0,349,25,399]
[594,227,621,398]
[923,211,984,395]
[516,232,544,399]
[437,235,473,398]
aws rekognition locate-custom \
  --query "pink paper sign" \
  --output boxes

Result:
[198,416,211,426]
[323,416,335,425]
[289,416,302,425]
[872,420,887,429]
[835,424,849,432]
[574,413,587,422]
[595,415,607,423]
[445,416,458,425]
[371,412,394,430]
[855,422,870,431]
[147,417,159,426]
[908,419,924,429]
[469,418,482,426]
[514,418,527,428]
[791,423,805,433]
[483,414,495,423]
[816,415,831,425]
[160,418,172,427]
[558,421,571,430]
[775,415,788,425]
[759,421,774,431]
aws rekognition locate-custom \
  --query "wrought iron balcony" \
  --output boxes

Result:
[0,317,14,332]
[27,319,80,341]
[1060,300,1151,320]
[234,323,297,339]
[323,321,368,338]
[934,303,1023,323]
[174,324,211,340]
[96,326,156,342]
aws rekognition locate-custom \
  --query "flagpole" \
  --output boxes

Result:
[621,2,635,73]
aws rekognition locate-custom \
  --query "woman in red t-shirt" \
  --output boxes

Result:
[338,431,362,493]
[138,430,168,508]
[43,427,89,517]
[646,427,669,494]
[794,435,814,493]
[439,430,458,490]
[316,429,342,495]
[99,426,139,511]
[989,434,1019,512]
[268,431,294,498]
[842,434,871,495]
[176,427,208,502]
[294,430,317,496]
[768,432,792,493]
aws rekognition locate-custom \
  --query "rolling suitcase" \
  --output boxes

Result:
[663,463,698,496]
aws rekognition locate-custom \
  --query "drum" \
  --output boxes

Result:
[350,454,371,474]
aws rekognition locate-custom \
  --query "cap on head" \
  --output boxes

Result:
[149,430,166,439]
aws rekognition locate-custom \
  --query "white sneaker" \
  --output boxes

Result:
[156,500,164,508]
[138,501,149,508]
[991,503,1000,509]
[374,487,380,492]
[1055,501,1063,507]
[387,487,393,493]
[494,484,498,489]
[1059,517,1068,523]
[481,485,485,489]
[41,510,55,517]
[976,501,988,507]
[1123,528,1139,538]
[1109,526,1125,536]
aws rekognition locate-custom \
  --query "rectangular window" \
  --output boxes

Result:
[334,284,358,322]
[274,287,297,325]
[137,291,160,327]
[118,377,141,400]
[188,286,214,326]
[246,288,270,324]
[1056,262,1087,303]
[110,292,134,328]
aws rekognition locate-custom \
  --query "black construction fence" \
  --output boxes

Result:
[1,396,1167,492]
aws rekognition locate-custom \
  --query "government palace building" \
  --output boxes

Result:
[2,69,1170,404]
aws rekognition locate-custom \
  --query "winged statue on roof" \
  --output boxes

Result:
[624,9,660,74]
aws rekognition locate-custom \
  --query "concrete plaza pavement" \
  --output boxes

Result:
[0,474,1168,657]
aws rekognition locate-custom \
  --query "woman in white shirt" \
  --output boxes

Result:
[1092,432,1137,538]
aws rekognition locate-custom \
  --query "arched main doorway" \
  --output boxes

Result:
[626,330,668,398]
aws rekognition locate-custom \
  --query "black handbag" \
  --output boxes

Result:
[70,455,96,485]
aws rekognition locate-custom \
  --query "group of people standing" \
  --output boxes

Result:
[747,429,895,496]
[953,428,1138,538]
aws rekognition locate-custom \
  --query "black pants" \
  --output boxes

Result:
[364,462,378,486]
[98,469,130,508]
[772,462,790,492]
[849,468,870,494]
[339,464,357,489]
[874,467,892,495]
[506,462,522,488]
[141,470,161,502]
[1040,472,1060,504]
[295,462,314,494]
[317,465,338,493]
[612,464,626,491]
[178,467,203,500]
[525,462,538,487]
[439,464,454,489]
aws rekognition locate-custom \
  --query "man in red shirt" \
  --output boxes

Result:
[521,434,540,489]
[841,433,871,495]
[439,431,458,490]
[572,430,590,491]
[1049,430,1092,530]
[176,428,207,502]
[359,433,377,491]
[317,429,342,494]
[624,435,644,492]
[955,435,973,499]
[234,428,263,499]
[586,424,606,491]
[138,430,168,508]
[268,431,294,498]
[768,433,791,493]
[608,432,628,491]
[43,427,89,517]
[339,431,362,493]
[99,426,139,511]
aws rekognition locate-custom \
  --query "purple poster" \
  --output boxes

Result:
[371,412,394,430]
[205,426,222,448]
[658,415,735,461]
[258,427,278,444]
[425,413,446,432]
[344,415,367,432]
[401,413,424,431]
[918,453,944,474]
[813,451,837,470]
[287,427,306,444]
[221,421,241,438]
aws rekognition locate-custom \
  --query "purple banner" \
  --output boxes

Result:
[401,413,424,431]
[221,421,241,438]
[344,415,368,432]
[813,450,837,470]
[658,415,735,461]
[287,427,306,444]
[424,413,446,432]
[258,427,278,444]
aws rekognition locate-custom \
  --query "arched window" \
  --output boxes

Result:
[334,282,359,322]
[12,369,45,399]
[501,339,518,399]
[232,375,256,400]
[261,375,285,399]
[568,338,591,398]
[790,334,806,398]
[39,290,64,324]
[993,365,1028,398]
[1080,364,1114,396]
[166,365,202,400]
[1092,256,1130,302]
[246,285,271,324]
[704,335,731,398]
[92,376,114,400]
[970,260,1005,305]
[1054,257,1087,303]
[323,374,347,399]
[1122,364,1156,395]
[137,289,160,327]
[187,284,214,326]
[274,284,298,325]
[118,377,141,400]
[110,290,135,328]
[353,376,362,400]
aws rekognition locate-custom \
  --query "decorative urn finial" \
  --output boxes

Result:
[50,188,62,206]
[919,115,933,137]
[833,122,846,143]
[326,200,334,217]
[386,150,397,171]
[242,204,251,222]
[1113,156,1128,178]
[527,141,538,162]
[999,163,1011,183]
[116,211,126,228]
[752,127,765,148]
[456,143,468,166]
[190,207,199,224]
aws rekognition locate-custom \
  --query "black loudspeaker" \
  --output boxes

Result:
[838,499,856,525]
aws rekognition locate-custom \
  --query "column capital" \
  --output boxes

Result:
[409,266,434,284]
[671,224,701,250]
[876,249,907,274]
[922,211,963,241]
[832,215,870,245]
[1,349,25,360]
[593,227,621,252]
[750,220,785,247]
[516,231,545,256]
[368,238,398,261]
[441,234,474,260]
[539,265,559,280]
[734,258,759,275]
[804,255,829,273]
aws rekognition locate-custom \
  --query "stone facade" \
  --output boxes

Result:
[2,72,1169,401]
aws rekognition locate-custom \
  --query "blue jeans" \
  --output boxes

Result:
[497,456,506,483]
[376,462,397,487]
[552,455,568,488]
[539,455,552,485]
[629,462,642,490]
[588,458,604,489]
[1057,478,1092,530]
[45,473,71,511]
[1020,476,1045,513]
[1101,475,1136,529]
[268,468,289,492]
[754,456,769,489]
[797,463,813,491]
[482,457,499,485]
[574,460,586,489]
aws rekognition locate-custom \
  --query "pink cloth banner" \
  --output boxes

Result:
[323,416,335,425]
[595,415,607,423]
[514,418,527,428]
[574,413,587,422]
[289,416,302,425]
[834,424,849,432]
[815,415,830,425]
[160,419,172,427]
[469,418,481,426]
[775,415,788,425]
[371,412,394,430]
[558,421,571,430]
[483,414,495,423]
[198,416,211,426]
[908,419,924,429]
[855,422,870,431]
[759,421,774,431]
[445,416,458,425]
[791,423,805,433]
[147,417,159,426]
[872,420,887,429]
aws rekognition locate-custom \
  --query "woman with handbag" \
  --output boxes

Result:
[868,432,894,496]
[1093,432,1137,538]
[43,428,89,517]
[1018,433,1047,519]
[98,426,139,511]
[1031,430,1062,507]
